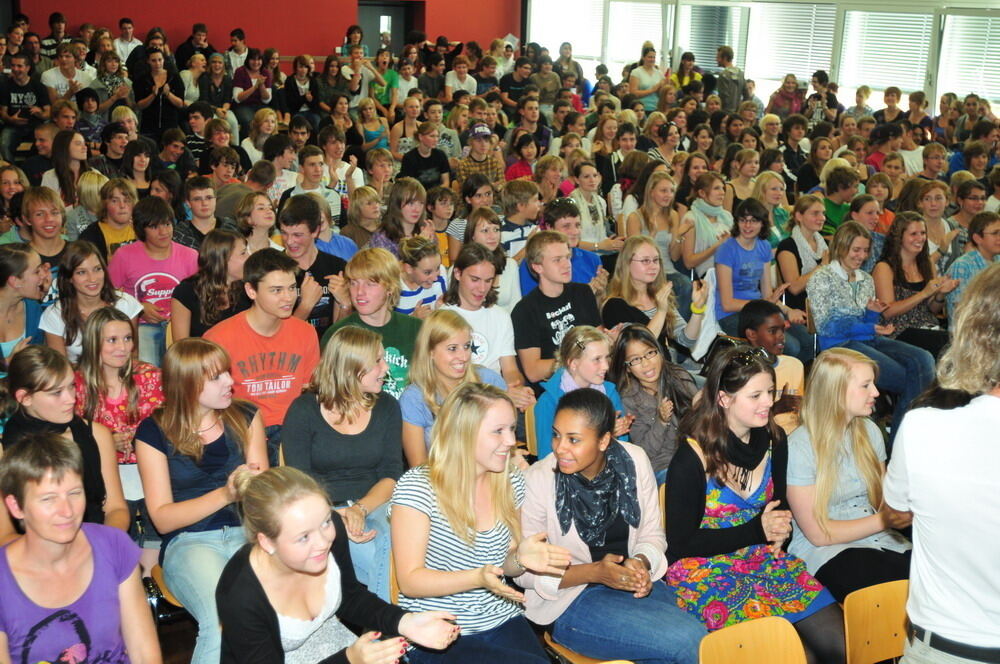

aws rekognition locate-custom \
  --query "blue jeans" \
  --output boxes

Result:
[138,320,167,367]
[406,616,549,664]
[667,271,693,323]
[347,502,392,601]
[843,337,935,444]
[552,581,705,664]
[162,526,247,664]
[265,424,282,467]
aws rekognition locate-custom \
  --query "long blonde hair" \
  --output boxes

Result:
[409,309,477,416]
[604,236,678,331]
[800,348,883,537]
[154,338,250,461]
[427,383,520,545]
[637,171,676,235]
[309,326,380,423]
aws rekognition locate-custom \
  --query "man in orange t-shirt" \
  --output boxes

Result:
[205,248,320,463]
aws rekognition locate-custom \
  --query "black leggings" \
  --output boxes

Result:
[896,327,949,360]
[815,547,911,603]
[794,603,846,664]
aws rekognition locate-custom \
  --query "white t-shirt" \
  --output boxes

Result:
[444,71,477,95]
[899,147,924,176]
[397,75,419,99]
[342,64,374,108]
[41,67,95,98]
[883,395,1000,648]
[441,303,514,374]
[39,292,143,363]
[322,161,365,195]
[114,37,142,62]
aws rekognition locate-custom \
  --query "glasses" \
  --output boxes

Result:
[631,256,660,266]
[737,216,764,224]
[624,348,659,368]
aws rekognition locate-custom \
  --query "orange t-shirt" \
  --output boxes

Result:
[204,311,320,427]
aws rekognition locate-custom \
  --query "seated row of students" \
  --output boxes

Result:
[0,215,992,660]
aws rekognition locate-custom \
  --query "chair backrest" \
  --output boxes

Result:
[543,631,634,664]
[699,616,807,664]
[525,402,537,457]
[389,554,400,605]
[658,481,666,530]
[844,579,909,664]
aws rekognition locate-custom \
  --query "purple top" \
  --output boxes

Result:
[232,66,273,106]
[367,230,400,258]
[0,523,140,664]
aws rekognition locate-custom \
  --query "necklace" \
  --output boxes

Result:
[195,416,220,434]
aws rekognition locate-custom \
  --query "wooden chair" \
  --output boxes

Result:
[525,403,537,457]
[543,632,634,664]
[699,616,807,664]
[844,580,909,664]
[151,564,183,607]
[389,555,400,605]
[658,482,666,529]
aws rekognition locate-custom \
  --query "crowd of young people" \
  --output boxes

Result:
[0,12,997,664]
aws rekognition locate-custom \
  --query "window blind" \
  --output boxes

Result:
[837,10,932,92]
[937,13,1000,103]
[527,0,605,59]
[745,3,835,83]
[676,5,747,71]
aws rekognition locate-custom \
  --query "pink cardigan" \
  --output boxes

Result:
[519,442,667,625]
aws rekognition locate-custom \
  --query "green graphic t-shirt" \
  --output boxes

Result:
[322,311,422,398]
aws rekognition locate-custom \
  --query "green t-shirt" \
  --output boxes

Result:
[371,69,399,106]
[321,311,421,398]
[822,198,851,237]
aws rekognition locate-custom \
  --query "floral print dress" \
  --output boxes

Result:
[666,452,835,630]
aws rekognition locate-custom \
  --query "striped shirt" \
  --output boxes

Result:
[500,219,537,258]
[389,466,526,633]
[395,272,447,315]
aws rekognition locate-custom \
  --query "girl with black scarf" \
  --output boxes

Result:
[520,388,705,664]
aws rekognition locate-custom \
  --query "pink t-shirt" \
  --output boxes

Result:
[108,242,198,321]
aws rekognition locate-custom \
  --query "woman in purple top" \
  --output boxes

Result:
[0,432,161,663]
[232,48,273,139]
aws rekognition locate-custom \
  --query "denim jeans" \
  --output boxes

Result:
[346,501,392,601]
[162,526,247,664]
[138,320,167,367]
[843,337,935,444]
[406,616,549,664]
[265,424,282,468]
[551,581,705,664]
[667,271,693,323]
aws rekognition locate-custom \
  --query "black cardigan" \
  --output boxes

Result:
[217,511,406,663]
[664,431,788,564]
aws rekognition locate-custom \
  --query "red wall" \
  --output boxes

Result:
[18,0,520,65]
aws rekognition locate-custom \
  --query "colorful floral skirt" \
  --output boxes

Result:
[666,543,834,630]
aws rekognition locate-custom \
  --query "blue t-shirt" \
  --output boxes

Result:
[400,366,506,448]
[714,237,772,319]
[518,247,601,295]
[317,234,358,263]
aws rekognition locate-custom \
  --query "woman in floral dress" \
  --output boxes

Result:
[665,346,846,663]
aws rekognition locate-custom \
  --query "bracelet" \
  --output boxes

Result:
[690,303,706,315]
[511,551,526,574]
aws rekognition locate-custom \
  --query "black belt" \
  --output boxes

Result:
[911,624,1000,663]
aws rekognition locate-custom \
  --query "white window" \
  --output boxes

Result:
[937,12,1000,106]
[676,5,747,71]
[606,1,671,78]
[527,0,604,60]
[837,10,933,93]
[745,4,835,84]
